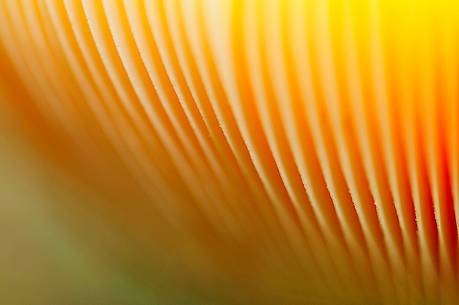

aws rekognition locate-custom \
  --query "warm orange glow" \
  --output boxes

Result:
[1,1,459,304]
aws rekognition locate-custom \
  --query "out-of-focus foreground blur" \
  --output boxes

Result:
[0,57,218,305]
[0,102,181,305]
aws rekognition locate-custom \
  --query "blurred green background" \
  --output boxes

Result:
[0,109,216,305]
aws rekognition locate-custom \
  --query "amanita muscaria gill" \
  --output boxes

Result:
[1,1,459,304]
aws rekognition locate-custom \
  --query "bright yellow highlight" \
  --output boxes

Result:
[1,1,459,304]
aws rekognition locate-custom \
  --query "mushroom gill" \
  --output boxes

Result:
[1,1,458,304]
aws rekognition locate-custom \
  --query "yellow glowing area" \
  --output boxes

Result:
[1,1,459,304]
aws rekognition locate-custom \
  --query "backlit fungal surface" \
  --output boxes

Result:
[1,1,459,304]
